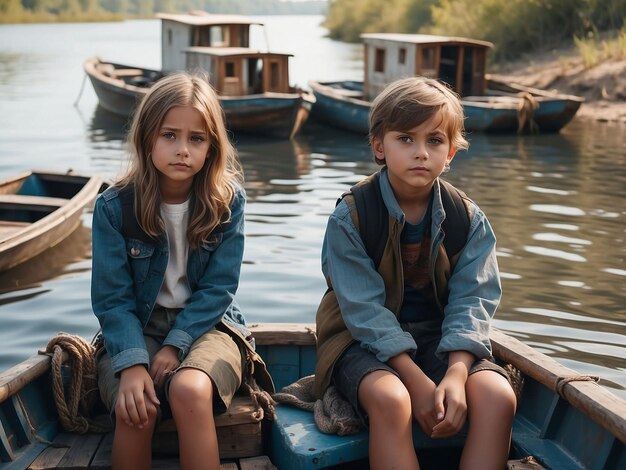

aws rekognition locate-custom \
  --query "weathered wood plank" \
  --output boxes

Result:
[219,463,238,470]
[0,354,51,404]
[27,433,76,470]
[89,432,113,470]
[56,433,103,470]
[218,423,262,459]
[157,396,262,433]
[239,456,277,470]
[491,328,626,445]
[248,323,316,346]
[28,447,69,470]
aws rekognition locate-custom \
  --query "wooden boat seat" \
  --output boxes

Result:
[270,404,467,469]
[27,395,270,469]
[0,194,68,209]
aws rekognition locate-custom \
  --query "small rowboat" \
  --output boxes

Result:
[0,324,624,469]
[0,170,102,272]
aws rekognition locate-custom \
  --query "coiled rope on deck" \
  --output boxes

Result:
[45,333,112,434]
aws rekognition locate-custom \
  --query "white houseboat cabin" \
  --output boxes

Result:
[361,33,493,100]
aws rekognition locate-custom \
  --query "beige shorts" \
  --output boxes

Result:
[97,307,244,416]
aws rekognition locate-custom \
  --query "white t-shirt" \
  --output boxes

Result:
[156,199,191,308]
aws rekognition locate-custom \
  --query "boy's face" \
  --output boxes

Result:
[371,111,456,195]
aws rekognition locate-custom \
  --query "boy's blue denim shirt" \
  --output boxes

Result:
[321,167,502,363]
[91,185,248,375]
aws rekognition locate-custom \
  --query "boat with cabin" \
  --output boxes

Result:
[309,33,584,135]
[0,170,102,272]
[0,323,624,469]
[84,12,315,139]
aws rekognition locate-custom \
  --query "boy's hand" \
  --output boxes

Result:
[389,352,439,435]
[406,374,439,434]
[431,357,471,438]
[116,365,160,428]
[150,345,180,389]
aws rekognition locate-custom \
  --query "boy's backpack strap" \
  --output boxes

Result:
[118,186,155,244]
[438,180,470,259]
[338,173,470,268]
[335,172,388,269]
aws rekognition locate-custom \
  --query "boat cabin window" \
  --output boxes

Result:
[167,29,172,46]
[374,48,385,73]
[226,61,236,78]
[398,48,406,65]
[210,26,228,47]
[421,47,437,78]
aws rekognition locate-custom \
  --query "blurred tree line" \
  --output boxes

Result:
[323,0,626,61]
[0,0,327,23]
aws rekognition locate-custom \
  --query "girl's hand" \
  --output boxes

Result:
[116,365,160,428]
[406,374,440,435]
[431,363,468,438]
[150,345,180,390]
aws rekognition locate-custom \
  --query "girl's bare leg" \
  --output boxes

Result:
[460,370,517,470]
[359,370,420,470]
[112,399,157,470]
[169,368,220,470]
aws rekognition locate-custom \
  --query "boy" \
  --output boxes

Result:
[315,77,516,469]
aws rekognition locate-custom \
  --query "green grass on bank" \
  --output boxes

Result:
[575,29,626,68]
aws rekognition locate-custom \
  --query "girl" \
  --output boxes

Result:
[315,77,517,469]
[91,72,271,470]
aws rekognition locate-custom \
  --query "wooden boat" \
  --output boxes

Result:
[309,34,584,135]
[84,12,315,139]
[1,324,624,469]
[0,171,102,272]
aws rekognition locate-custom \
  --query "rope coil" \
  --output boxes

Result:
[45,333,112,434]
[555,374,600,399]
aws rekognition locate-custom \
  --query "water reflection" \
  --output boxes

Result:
[89,105,132,142]
[0,223,91,299]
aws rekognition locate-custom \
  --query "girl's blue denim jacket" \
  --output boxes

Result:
[91,185,248,375]
[321,168,502,363]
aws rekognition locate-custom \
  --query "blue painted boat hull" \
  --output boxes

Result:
[309,80,583,135]
[1,325,624,469]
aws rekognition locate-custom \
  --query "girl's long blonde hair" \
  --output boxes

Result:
[117,72,243,248]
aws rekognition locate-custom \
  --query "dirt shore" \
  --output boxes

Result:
[489,49,626,124]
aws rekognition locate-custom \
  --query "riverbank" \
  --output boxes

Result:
[490,48,626,124]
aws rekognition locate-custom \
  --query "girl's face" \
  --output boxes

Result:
[371,110,456,197]
[151,105,211,202]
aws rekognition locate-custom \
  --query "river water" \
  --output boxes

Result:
[0,16,625,399]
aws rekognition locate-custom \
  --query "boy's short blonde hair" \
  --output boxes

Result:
[369,77,469,164]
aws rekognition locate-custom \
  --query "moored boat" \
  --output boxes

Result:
[0,171,102,272]
[309,33,584,135]
[84,12,315,139]
[0,324,624,469]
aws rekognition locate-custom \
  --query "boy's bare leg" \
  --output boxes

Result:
[359,370,420,470]
[169,369,220,470]
[112,400,157,470]
[460,370,516,470]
